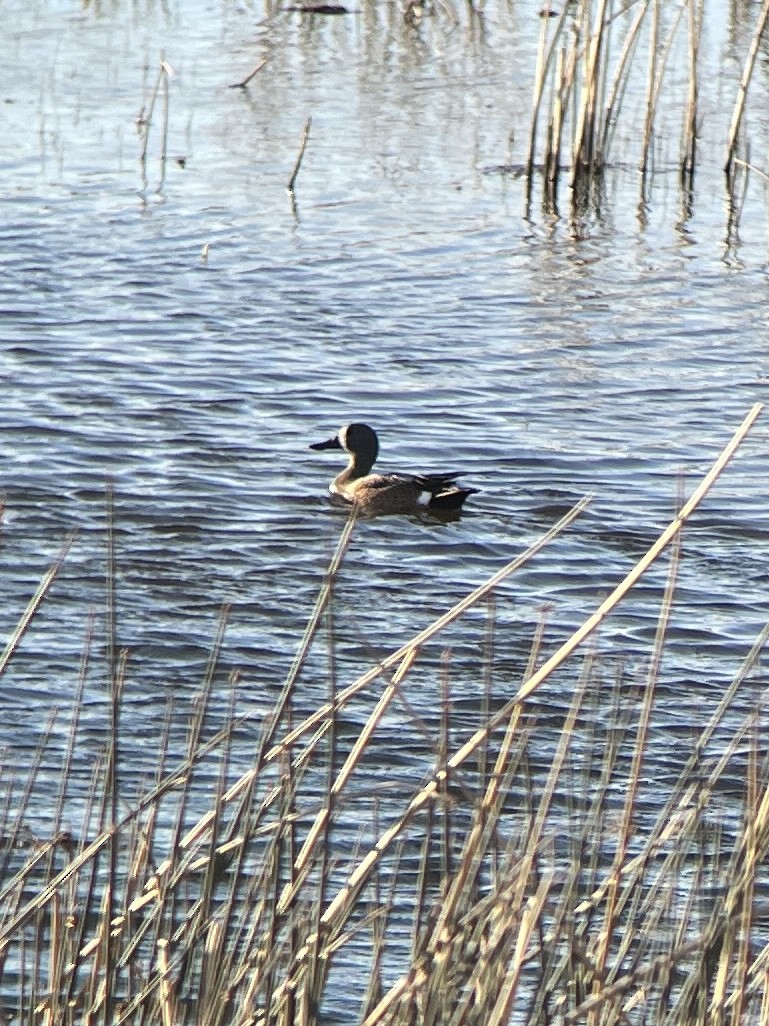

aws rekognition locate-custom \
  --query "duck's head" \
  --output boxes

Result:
[310,423,379,462]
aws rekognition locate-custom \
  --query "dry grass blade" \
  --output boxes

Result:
[599,0,650,162]
[0,532,76,680]
[287,116,313,193]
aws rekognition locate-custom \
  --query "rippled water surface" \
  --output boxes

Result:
[3,0,769,1015]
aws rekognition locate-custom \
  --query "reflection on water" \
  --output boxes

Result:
[1,0,769,1015]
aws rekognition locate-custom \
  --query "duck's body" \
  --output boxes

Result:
[310,423,478,515]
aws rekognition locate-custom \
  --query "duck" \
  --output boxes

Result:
[309,422,478,515]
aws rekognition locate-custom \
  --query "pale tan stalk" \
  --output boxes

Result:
[681,0,702,177]
[526,0,556,182]
[727,727,758,1026]
[725,0,769,174]
[486,870,555,1026]
[579,614,769,919]
[600,0,650,158]
[639,0,660,176]
[572,0,611,181]
[157,938,176,1026]
[525,2,576,185]
[761,966,769,1026]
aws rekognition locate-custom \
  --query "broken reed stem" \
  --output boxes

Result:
[277,647,419,915]
[228,58,268,89]
[139,57,174,190]
[725,0,769,175]
[287,116,313,193]
[544,43,568,198]
[314,403,762,938]
[525,1,553,184]
[0,512,356,947]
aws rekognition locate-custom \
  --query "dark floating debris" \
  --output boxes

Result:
[286,3,350,12]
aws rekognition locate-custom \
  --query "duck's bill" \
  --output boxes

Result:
[309,435,343,451]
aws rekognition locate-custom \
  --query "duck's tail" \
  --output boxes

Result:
[414,474,480,510]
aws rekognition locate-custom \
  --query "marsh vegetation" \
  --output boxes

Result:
[2,407,768,1024]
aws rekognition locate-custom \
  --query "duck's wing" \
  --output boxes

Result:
[354,472,410,492]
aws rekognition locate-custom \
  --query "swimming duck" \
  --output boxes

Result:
[310,422,478,515]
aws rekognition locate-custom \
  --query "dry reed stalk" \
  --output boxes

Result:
[725,727,759,1026]
[579,613,769,930]
[571,0,611,184]
[524,2,573,188]
[0,532,76,680]
[301,665,340,1019]
[166,496,588,887]
[362,668,589,1025]
[174,510,356,859]
[544,41,575,203]
[725,0,769,175]
[485,869,555,1026]
[599,0,649,161]
[139,59,174,191]
[49,615,94,844]
[437,648,453,884]
[0,711,58,909]
[575,697,768,1022]
[639,0,660,177]
[267,497,589,763]
[681,0,702,180]
[641,1,688,183]
[287,117,313,193]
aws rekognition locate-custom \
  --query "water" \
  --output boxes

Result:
[2,0,769,1017]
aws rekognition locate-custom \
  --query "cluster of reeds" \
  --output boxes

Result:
[524,0,769,214]
[1,404,768,1024]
